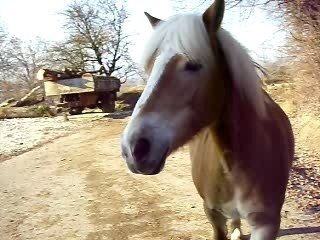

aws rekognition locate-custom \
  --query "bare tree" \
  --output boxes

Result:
[278,0,320,107]
[0,23,12,80]
[51,0,140,82]
[7,38,49,89]
[170,0,263,12]
[59,0,109,72]
[0,34,51,102]
[48,38,91,70]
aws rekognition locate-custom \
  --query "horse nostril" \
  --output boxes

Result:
[133,137,151,162]
[122,149,128,159]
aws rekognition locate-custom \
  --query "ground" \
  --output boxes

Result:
[0,85,319,240]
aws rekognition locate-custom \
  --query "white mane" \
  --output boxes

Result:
[141,14,266,117]
[217,29,266,117]
[141,14,214,68]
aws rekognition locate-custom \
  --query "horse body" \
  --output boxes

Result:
[190,126,238,217]
[190,89,294,239]
[121,1,294,239]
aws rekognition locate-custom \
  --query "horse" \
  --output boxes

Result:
[120,0,294,239]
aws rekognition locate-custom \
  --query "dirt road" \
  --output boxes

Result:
[0,117,319,240]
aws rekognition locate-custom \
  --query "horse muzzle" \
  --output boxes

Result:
[121,133,170,175]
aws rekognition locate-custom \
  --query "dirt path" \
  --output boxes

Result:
[0,118,319,240]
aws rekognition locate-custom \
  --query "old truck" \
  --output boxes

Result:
[37,69,121,115]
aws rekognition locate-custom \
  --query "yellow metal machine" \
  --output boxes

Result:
[38,69,121,115]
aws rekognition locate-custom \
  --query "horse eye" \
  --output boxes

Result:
[184,61,202,72]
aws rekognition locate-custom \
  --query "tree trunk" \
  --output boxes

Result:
[14,86,44,107]
[0,86,45,107]
[0,106,57,119]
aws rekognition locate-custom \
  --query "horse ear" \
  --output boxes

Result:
[144,12,162,28]
[203,0,225,32]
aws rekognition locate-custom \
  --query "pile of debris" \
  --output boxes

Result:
[0,86,57,119]
[36,67,115,81]
[0,67,122,119]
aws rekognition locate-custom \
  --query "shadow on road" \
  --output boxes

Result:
[105,111,132,119]
[278,226,320,237]
[241,226,320,239]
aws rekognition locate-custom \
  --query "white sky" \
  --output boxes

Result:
[0,0,285,63]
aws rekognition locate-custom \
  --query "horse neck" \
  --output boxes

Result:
[191,35,256,163]
[199,38,231,130]
[197,78,247,175]
[210,65,267,171]
[205,42,231,141]
[199,41,240,164]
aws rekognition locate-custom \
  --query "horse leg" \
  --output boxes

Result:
[247,212,280,240]
[230,219,242,240]
[203,203,228,240]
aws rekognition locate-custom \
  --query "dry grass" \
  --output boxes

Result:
[115,85,144,112]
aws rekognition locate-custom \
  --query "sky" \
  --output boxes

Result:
[0,0,285,63]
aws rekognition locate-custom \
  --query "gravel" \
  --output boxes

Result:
[0,116,81,161]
